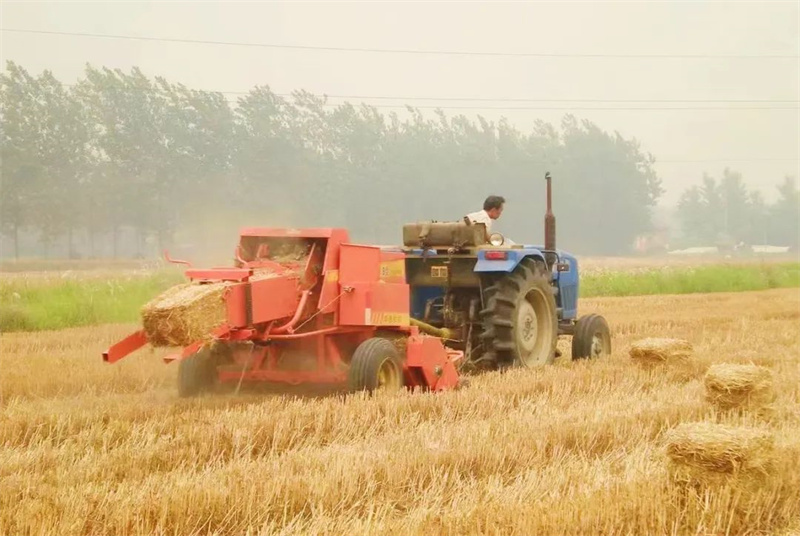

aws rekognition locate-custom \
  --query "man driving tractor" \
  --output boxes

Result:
[465,195,507,243]
[465,195,505,241]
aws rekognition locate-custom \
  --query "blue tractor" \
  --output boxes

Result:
[398,172,611,370]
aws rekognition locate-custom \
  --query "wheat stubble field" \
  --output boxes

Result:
[1,288,799,535]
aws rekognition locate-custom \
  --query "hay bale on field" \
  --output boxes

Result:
[141,281,232,347]
[629,338,693,366]
[665,422,774,484]
[704,363,774,410]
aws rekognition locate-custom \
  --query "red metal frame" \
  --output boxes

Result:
[103,227,460,392]
[271,290,311,334]
[103,330,148,363]
[186,268,252,282]
[163,250,192,267]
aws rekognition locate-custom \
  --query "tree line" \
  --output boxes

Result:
[1,61,795,260]
[676,169,798,250]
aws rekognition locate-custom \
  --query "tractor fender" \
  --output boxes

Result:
[474,248,547,273]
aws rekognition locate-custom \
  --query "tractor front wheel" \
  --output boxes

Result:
[571,314,612,360]
[348,337,404,392]
[481,258,558,368]
[177,349,217,397]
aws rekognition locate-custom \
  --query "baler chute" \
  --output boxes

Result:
[103,228,461,396]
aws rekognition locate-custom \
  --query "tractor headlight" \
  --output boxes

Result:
[489,233,505,246]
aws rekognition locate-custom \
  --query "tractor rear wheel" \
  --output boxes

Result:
[481,258,558,368]
[571,314,611,360]
[177,349,217,397]
[348,337,404,392]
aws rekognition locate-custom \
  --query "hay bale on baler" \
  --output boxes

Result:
[141,270,287,347]
[630,338,693,366]
[665,422,774,484]
[704,363,774,410]
[141,281,232,347]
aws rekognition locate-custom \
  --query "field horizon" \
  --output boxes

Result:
[2,258,798,333]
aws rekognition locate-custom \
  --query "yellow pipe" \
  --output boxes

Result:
[410,318,456,340]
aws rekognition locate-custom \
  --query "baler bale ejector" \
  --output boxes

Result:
[104,229,462,396]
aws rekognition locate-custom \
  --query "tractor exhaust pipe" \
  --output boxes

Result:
[544,172,557,265]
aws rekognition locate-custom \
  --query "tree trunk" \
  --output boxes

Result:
[113,225,119,259]
[157,227,167,257]
[136,226,143,258]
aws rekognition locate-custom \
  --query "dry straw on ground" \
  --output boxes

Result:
[705,363,774,410]
[629,337,693,366]
[2,287,799,536]
[665,422,775,484]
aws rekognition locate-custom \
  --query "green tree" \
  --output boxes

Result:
[1,62,89,258]
[75,66,179,255]
[718,168,751,245]
[676,186,706,245]
[35,70,90,256]
[770,176,799,247]
[747,191,770,245]
[3,62,669,258]
[0,62,41,258]
[554,116,662,254]
[676,171,796,249]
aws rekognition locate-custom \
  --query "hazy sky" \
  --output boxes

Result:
[2,1,798,206]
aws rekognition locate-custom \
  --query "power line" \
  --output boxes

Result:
[3,28,798,60]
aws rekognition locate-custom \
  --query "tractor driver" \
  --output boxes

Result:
[465,195,505,242]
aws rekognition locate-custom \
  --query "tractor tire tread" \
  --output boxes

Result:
[571,314,611,360]
[480,258,557,368]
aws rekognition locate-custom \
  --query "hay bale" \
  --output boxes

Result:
[141,270,287,347]
[704,363,774,410]
[141,281,232,347]
[630,337,692,366]
[665,422,774,483]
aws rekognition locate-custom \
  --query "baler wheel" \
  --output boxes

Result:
[571,314,611,360]
[348,337,404,392]
[177,349,217,397]
[480,258,558,368]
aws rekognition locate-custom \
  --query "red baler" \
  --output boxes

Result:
[103,228,461,396]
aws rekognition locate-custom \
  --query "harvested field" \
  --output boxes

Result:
[1,288,799,535]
